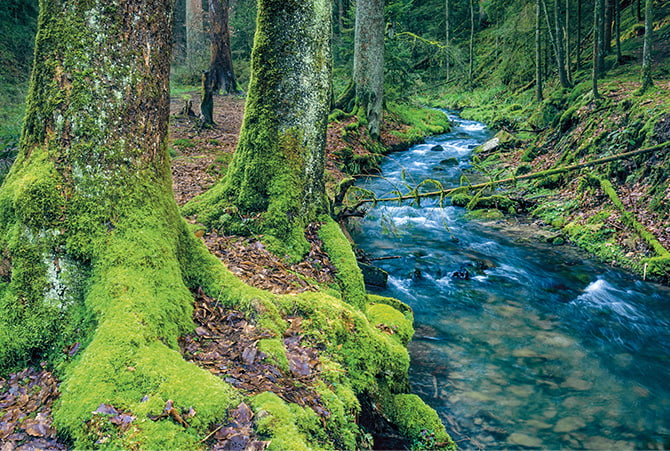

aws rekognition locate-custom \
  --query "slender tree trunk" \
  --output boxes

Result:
[536,0,544,101]
[593,0,603,98]
[576,0,582,71]
[186,0,208,71]
[207,0,238,94]
[597,0,606,75]
[469,0,475,89]
[445,0,450,82]
[604,0,613,53]
[640,0,653,92]
[354,0,385,138]
[174,0,187,64]
[615,0,622,63]
[542,0,571,87]
[565,0,572,83]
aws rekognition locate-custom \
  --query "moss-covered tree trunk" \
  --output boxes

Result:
[185,0,332,258]
[207,0,238,94]
[0,0,237,447]
[354,0,385,139]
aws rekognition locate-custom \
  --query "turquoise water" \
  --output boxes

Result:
[353,113,670,449]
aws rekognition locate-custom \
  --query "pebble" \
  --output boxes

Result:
[554,416,586,433]
[508,432,544,448]
[561,377,593,391]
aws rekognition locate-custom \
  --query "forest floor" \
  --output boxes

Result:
[0,94,413,450]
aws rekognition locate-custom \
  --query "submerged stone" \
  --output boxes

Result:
[508,432,544,448]
[554,416,586,433]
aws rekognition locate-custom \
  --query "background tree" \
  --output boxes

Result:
[207,0,238,94]
[542,0,571,88]
[593,0,604,98]
[468,0,475,89]
[185,0,333,258]
[446,0,451,82]
[354,0,385,138]
[186,0,208,72]
[536,0,544,101]
[640,0,653,92]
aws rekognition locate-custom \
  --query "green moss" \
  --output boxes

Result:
[383,394,455,450]
[366,295,414,345]
[464,209,505,221]
[250,392,312,451]
[317,216,366,309]
[258,338,290,372]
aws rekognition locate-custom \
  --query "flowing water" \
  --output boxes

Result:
[352,112,670,450]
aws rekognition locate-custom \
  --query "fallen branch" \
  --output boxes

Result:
[358,141,670,204]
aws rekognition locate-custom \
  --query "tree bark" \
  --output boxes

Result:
[354,0,385,138]
[640,0,653,92]
[187,0,332,258]
[576,0,582,71]
[208,0,238,94]
[536,0,544,101]
[174,0,187,64]
[468,0,475,89]
[542,0,571,88]
[615,0,622,63]
[597,0,606,74]
[565,0,572,83]
[186,0,208,71]
[593,0,603,98]
[0,0,237,446]
[604,0,613,53]
[445,0,450,82]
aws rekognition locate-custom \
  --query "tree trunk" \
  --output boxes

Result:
[186,0,208,71]
[469,0,475,89]
[576,0,582,71]
[174,0,187,64]
[536,0,544,101]
[604,0,613,53]
[208,0,238,94]
[354,0,385,139]
[593,0,603,98]
[186,0,332,258]
[542,0,571,88]
[615,0,622,63]
[597,0,606,74]
[445,0,450,82]
[565,0,572,83]
[640,0,653,92]
[0,0,237,446]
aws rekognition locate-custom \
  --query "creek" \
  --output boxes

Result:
[352,112,670,450]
